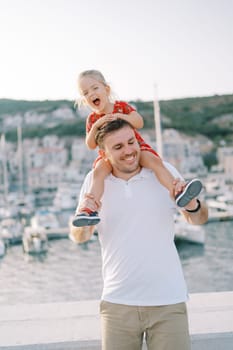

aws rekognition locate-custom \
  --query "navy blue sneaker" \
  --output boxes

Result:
[72,211,100,227]
[175,179,202,208]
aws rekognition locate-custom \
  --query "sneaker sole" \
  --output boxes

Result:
[72,216,100,227]
[176,179,202,207]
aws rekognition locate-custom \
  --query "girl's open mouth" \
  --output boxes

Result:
[93,98,100,106]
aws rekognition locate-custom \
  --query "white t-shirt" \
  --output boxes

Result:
[78,163,188,306]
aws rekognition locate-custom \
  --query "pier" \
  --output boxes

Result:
[0,291,232,349]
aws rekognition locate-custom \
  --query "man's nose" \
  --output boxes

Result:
[124,144,134,154]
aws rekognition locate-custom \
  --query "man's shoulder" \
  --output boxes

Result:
[163,161,183,179]
[79,170,94,200]
[83,162,182,183]
[81,170,94,187]
[141,163,183,181]
[84,169,94,180]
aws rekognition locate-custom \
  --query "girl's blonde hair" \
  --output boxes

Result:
[78,69,108,87]
[75,69,115,108]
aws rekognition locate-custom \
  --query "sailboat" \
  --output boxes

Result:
[22,226,48,254]
[16,125,35,217]
[0,134,9,215]
[153,86,205,245]
[0,129,29,244]
[153,84,163,157]
[0,238,6,257]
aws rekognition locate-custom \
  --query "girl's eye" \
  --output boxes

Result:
[83,92,88,96]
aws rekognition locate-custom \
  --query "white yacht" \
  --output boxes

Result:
[206,199,233,222]
[174,214,205,244]
[30,209,59,230]
[22,226,48,254]
[0,218,23,244]
[30,209,68,239]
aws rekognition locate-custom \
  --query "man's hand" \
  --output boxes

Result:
[77,193,101,214]
[69,193,102,244]
[170,179,208,224]
[171,179,203,211]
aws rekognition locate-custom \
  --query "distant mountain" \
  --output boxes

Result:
[0,98,74,116]
[1,94,233,145]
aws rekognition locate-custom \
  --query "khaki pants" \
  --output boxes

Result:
[100,300,191,350]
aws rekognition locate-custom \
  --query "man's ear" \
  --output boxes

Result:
[99,149,107,160]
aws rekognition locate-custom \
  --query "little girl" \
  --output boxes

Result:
[72,70,202,227]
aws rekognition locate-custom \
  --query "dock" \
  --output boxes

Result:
[207,213,233,223]
[2,227,69,246]
[45,227,69,240]
[0,291,232,349]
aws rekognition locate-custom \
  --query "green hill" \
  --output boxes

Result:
[131,94,233,143]
[1,94,233,145]
[0,98,74,116]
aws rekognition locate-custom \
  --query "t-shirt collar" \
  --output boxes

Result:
[108,168,151,182]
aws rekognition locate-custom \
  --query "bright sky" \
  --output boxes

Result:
[0,0,232,101]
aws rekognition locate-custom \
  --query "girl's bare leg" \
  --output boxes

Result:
[72,159,112,227]
[89,159,112,203]
[140,151,175,196]
[139,151,203,207]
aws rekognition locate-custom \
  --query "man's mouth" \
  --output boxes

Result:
[123,154,137,163]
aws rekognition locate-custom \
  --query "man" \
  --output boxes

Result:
[70,119,208,350]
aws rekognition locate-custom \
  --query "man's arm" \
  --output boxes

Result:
[181,198,208,225]
[69,224,96,243]
[69,192,101,243]
[171,177,208,225]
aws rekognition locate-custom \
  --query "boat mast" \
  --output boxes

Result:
[153,84,163,158]
[17,125,24,199]
[0,134,9,205]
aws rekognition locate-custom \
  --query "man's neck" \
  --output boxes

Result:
[112,166,142,181]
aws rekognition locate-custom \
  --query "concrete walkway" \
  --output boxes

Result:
[0,291,232,349]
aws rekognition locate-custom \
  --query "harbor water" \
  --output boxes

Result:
[0,221,233,305]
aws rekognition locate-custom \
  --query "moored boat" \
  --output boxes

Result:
[206,199,233,222]
[0,218,23,244]
[22,226,48,254]
[174,220,205,244]
[0,239,6,257]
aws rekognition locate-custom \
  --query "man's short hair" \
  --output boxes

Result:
[95,119,133,149]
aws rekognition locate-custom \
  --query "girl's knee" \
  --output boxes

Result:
[94,160,112,177]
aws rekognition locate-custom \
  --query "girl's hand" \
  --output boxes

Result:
[170,178,186,199]
[78,193,101,213]
[95,114,117,129]
[94,117,107,129]
[112,113,123,120]
[104,113,118,122]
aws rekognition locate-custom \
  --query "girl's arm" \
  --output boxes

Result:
[85,123,99,149]
[86,110,144,149]
[114,111,144,129]
[86,115,117,149]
